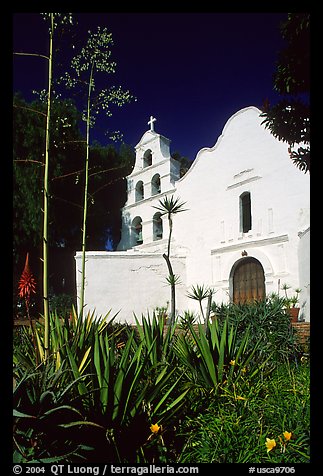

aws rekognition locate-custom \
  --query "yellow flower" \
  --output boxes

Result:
[150,423,160,434]
[241,367,247,373]
[229,360,235,366]
[236,395,247,400]
[283,431,292,441]
[265,438,276,452]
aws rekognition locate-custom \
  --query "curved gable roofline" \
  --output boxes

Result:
[135,130,171,149]
[177,106,262,183]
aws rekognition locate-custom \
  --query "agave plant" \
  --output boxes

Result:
[13,360,96,463]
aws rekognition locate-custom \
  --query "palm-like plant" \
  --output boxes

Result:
[153,195,187,326]
[187,284,213,327]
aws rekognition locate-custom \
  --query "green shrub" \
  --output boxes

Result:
[13,301,309,463]
[211,294,300,364]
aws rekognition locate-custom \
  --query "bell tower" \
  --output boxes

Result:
[117,116,180,250]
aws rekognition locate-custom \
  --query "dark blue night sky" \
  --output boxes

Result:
[13,12,287,162]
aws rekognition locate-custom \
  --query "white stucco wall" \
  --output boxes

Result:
[76,106,310,322]
[75,251,188,323]
[172,107,310,309]
[298,227,310,321]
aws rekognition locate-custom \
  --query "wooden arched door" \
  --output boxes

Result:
[233,257,265,304]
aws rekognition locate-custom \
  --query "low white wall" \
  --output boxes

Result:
[75,251,188,324]
[298,227,310,321]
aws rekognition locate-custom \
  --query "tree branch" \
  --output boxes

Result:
[14,51,50,61]
[51,195,83,209]
[89,165,124,178]
[13,103,47,118]
[14,159,44,166]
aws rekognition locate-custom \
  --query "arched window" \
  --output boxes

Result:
[131,216,143,246]
[135,181,144,202]
[153,212,163,240]
[151,173,161,196]
[232,257,265,304]
[240,192,252,233]
[143,149,152,168]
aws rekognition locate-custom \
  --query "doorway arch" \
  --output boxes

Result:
[231,257,265,304]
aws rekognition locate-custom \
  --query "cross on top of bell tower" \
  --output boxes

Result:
[148,115,156,132]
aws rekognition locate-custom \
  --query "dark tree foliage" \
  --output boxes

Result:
[13,94,44,255]
[13,93,84,257]
[260,13,310,173]
[13,93,84,314]
[82,141,135,250]
[171,151,193,178]
[13,93,135,262]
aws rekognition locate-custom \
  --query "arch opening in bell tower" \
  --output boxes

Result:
[143,149,152,168]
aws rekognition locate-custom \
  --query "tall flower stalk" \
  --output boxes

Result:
[62,26,135,318]
[14,13,73,359]
[79,61,94,319]
[42,13,54,359]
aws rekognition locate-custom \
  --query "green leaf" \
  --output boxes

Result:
[58,420,104,429]
[66,343,88,395]
[13,409,36,419]
[40,405,83,418]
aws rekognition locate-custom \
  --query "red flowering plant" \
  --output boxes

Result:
[17,253,39,362]
[18,253,36,317]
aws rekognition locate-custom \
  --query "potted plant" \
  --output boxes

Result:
[281,283,301,322]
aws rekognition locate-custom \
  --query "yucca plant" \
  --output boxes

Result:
[174,317,265,398]
[85,323,190,462]
[14,307,121,382]
[178,310,198,332]
[132,313,177,366]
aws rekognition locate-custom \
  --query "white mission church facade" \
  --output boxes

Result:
[75,106,310,323]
